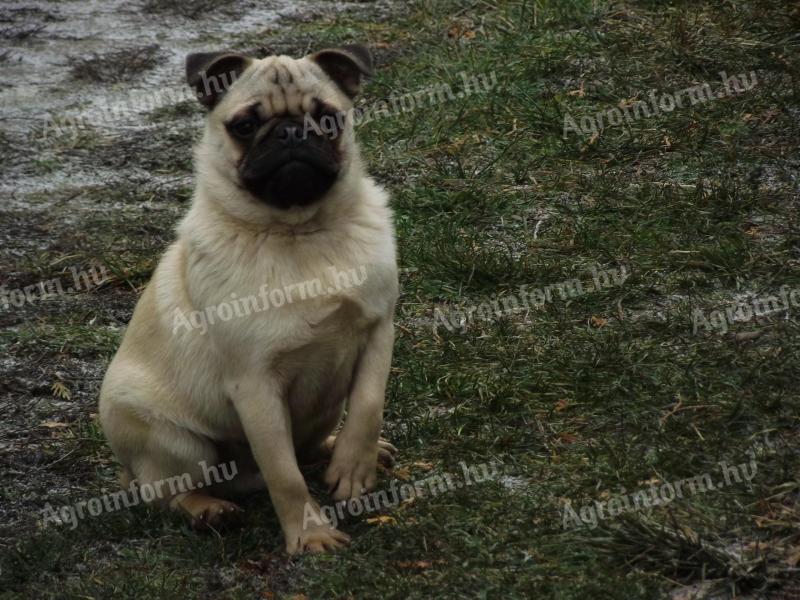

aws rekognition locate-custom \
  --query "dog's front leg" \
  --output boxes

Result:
[325,318,395,501]
[230,376,350,554]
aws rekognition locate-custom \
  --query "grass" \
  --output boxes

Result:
[70,45,163,84]
[1,0,799,598]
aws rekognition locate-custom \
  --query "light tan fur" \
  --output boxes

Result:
[99,53,398,554]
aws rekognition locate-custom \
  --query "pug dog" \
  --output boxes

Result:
[98,45,399,554]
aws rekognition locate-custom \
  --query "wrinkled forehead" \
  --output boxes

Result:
[222,55,340,117]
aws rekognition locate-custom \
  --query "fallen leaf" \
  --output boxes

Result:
[659,396,684,426]
[567,83,585,97]
[679,524,699,545]
[447,22,478,40]
[554,399,570,412]
[742,540,770,553]
[734,330,763,342]
[396,560,443,569]
[412,461,434,471]
[558,432,579,444]
[39,420,69,429]
[784,547,800,567]
[590,315,608,328]
[759,108,780,123]
[51,381,71,400]
[366,515,397,526]
[399,495,417,508]
[394,466,412,480]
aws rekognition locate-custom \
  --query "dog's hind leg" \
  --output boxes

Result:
[101,395,242,528]
[132,421,244,528]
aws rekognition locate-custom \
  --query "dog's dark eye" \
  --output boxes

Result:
[228,116,259,139]
[311,101,344,139]
[314,101,339,121]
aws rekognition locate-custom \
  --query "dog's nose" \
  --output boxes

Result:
[277,123,303,147]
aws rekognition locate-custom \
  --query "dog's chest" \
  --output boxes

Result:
[193,254,393,355]
[273,264,390,355]
[183,216,397,368]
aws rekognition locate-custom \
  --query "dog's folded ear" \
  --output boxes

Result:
[310,45,373,98]
[186,52,252,109]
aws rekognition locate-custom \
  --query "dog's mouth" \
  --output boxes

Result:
[262,147,339,178]
[241,149,340,210]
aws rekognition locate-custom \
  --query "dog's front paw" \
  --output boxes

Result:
[285,521,350,555]
[324,436,397,501]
